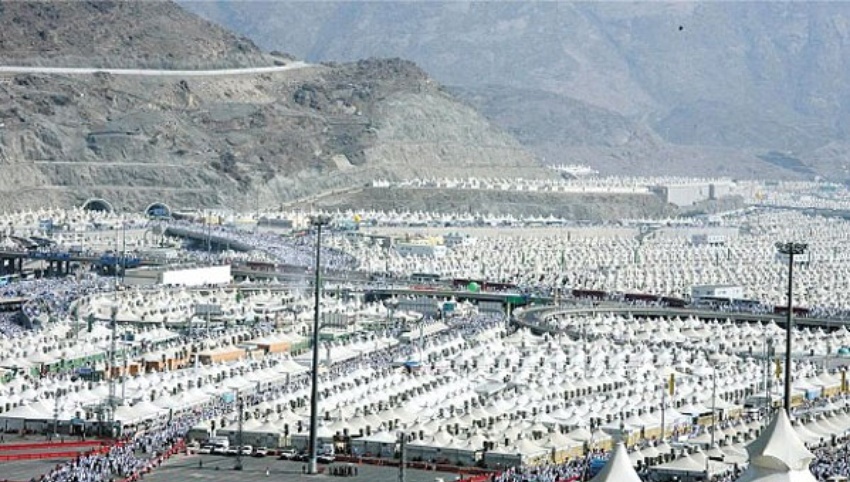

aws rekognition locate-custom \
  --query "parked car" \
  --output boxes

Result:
[225,447,239,456]
[198,445,213,455]
[252,447,268,457]
[278,449,298,460]
[317,454,336,464]
[294,452,310,462]
[240,445,253,456]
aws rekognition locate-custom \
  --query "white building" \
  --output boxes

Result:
[652,183,711,207]
[124,265,232,287]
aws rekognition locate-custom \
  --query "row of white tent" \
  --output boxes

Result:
[334,209,850,311]
[592,409,825,482]
[183,316,850,469]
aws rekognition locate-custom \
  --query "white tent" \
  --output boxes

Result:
[590,442,642,482]
[735,410,817,482]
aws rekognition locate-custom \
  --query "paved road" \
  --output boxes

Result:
[145,454,460,482]
[0,61,310,77]
[1,456,70,482]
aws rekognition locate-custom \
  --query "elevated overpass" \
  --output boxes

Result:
[0,249,160,276]
[225,273,850,332]
[163,226,254,252]
[363,287,543,306]
[512,304,850,335]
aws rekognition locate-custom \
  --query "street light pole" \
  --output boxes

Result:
[308,214,330,475]
[234,390,244,471]
[776,242,807,416]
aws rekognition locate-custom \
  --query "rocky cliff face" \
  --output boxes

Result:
[183,1,850,181]
[0,2,554,212]
[0,0,269,68]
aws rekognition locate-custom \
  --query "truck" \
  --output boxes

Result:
[318,443,336,463]
[208,436,230,453]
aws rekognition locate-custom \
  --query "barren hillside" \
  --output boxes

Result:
[0,1,559,213]
[0,0,272,68]
[184,1,850,181]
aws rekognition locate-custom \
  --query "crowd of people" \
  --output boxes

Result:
[168,220,357,272]
[492,459,585,482]
[35,397,210,482]
[811,444,850,480]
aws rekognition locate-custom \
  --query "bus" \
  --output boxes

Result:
[0,274,20,286]
[410,272,441,284]
[450,278,518,292]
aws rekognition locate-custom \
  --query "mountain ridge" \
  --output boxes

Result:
[0,1,562,213]
[181,0,850,181]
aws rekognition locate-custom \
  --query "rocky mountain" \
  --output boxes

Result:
[0,1,557,212]
[0,1,271,68]
[182,1,850,181]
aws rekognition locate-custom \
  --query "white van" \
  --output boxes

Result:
[208,436,230,453]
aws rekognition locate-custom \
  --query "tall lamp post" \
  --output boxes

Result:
[234,389,244,471]
[775,242,808,415]
[308,214,330,475]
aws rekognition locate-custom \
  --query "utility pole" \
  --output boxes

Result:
[107,304,118,436]
[775,242,807,415]
[308,214,330,475]
[398,432,407,482]
[234,390,244,471]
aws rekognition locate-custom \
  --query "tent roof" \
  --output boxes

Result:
[735,467,818,482]
[361,431,398,444]
[514,438,546,456]
[747,411,815,472]
[590,442,642,482]
[656,453,711,473]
